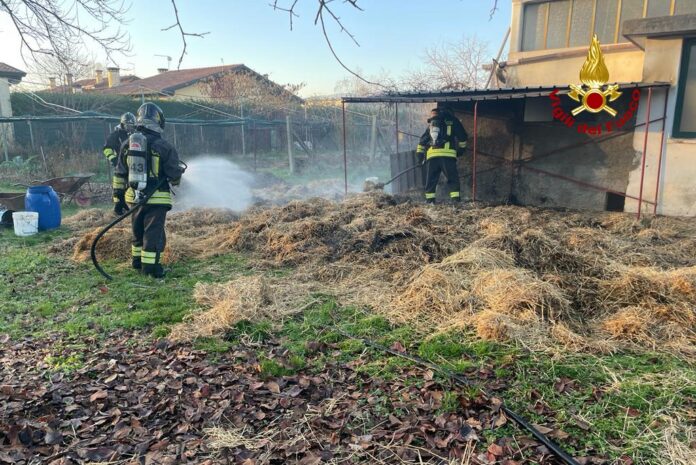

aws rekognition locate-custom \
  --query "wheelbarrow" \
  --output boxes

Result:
[17,173,95,207]
[0,193,25,227]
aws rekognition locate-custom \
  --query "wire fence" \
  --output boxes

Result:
[0,91,434,191]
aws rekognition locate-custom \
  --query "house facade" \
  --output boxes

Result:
[506,0,696,216]
[0,62,26,151]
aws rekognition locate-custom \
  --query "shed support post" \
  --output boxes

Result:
[637,87,653,220]
[653,88,669,215]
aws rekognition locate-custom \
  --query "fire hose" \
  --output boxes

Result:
[330,311,581,465]
[90,177,169,281]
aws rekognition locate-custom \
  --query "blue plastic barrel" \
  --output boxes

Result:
[25,186,61,230]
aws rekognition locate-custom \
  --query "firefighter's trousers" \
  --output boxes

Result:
[424,157,460,201]
[130,204,168,265]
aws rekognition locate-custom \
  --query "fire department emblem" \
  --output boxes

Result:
[568,34,621,117]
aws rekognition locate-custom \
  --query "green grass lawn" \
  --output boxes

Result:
[1,212,694,465]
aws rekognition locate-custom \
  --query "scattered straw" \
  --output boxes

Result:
[169,275,317,342]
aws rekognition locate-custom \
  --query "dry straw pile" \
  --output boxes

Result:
[64,194,696,356]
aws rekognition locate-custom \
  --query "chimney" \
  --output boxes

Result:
[107,67,120,88]
[65,74,74,93]
[95,69,103,85]
[49,77,56,89]
[157,68,168,74]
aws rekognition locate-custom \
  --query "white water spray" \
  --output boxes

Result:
[173,156,254,212]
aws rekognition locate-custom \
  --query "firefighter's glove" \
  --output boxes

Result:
[114,200,129,216]
[169,177,181,187]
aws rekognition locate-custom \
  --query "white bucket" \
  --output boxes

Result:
[13,211,39,237]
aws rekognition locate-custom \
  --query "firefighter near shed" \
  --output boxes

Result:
[416,108,468,204]
[111,102,185,279]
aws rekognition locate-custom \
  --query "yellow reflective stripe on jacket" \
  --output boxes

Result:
[425,192,436,199]
[446,124,452,136]
[416,144,426,154]
[103,148,116,160]
[148,191,172,205]
[151,151,160,177]
[125,188,172,205]
[450,191,460,198]
[426,148,457,159]
[112,177,126,189]
[458,141,467,148]
[141,250,158,264]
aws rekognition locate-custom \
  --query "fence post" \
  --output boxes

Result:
[241,104,246,156]
[370,115,377,163]
[286,114,294,174]
[1,125,8,162]
[199,125,204,154]
[27,121,36,151]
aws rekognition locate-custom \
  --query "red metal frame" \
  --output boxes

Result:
[637,87,653,219]
[653,89,669,215]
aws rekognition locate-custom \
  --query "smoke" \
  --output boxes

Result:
[173,156,254,212]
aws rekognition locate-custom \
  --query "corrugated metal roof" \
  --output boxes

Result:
[341,82,671,103]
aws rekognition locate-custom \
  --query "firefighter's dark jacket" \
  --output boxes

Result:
[416,114,468,160]
[103,127,128,164]
[113,130,184,208]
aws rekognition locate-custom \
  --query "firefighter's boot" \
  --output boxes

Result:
[132,257,142,270]
[143,263,166,279]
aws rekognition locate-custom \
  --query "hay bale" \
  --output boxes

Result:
[472,269,570,322]
[601,307,650,341]
[170,276,270,341]
[72,226,196,264]
[599,265,696,309]
[388,246,516,325]
[72,226,130,263]
[170,276,317,341]
[62,208,112,231]
[470,310,511,342]
[167,208,238,234]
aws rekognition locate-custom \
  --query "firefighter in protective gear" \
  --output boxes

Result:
[113,103,184,278]
[108,113,136,215]
[416,108,468,203]
[104,112,135,166]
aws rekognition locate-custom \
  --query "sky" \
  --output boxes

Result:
[0,0,512,97]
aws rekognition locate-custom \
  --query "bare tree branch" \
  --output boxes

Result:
[162,0,209,70]
[0,0,130,68]
[270,0,299,30]
[401,36,491,92]
[489,0,499,20]
[271,0,384,89]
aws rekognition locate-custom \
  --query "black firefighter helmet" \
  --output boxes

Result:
[136,102,165,133]
[120,112,136,133]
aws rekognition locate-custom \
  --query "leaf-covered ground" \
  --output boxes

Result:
[1,216,694,465]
